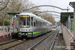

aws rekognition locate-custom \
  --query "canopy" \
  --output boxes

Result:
[60,12,73,23]
[7,12,20,17]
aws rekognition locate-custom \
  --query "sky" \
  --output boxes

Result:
[29,0,74,22]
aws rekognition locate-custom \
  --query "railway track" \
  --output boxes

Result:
[50,31,58,50]
[4,31,52,50]
[0,39,27,50]
[11,31,57,50]
[0,39,17,46]
[28,31,55,50]
[28,31,58,50]
[0,31,58,50]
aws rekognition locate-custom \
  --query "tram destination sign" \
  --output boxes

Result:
[20,15,30,17]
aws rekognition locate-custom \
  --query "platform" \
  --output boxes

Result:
[0,32,10,42]
[0,32,10,36]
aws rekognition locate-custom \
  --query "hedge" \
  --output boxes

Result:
[1,20,10,26]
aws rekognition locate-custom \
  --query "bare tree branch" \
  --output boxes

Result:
[0,0,9,11]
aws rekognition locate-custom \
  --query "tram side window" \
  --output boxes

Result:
[43,22,44,25]
[42,22,43,26]
[39,22,41,26]
[36,21,37,26]
[44,22,45,25]
[36,20,39,27]
[40,22,42,26]
[34,22,36,26]
[46,23,47,26]
[39,22,41,27]
[31,17,33,26]
[39,22,40,26]
[45,23,46,25]
[44,22,46,25]
[41,22,42,26]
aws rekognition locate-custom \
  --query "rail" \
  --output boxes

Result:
[49,31,58,50]
[28,31,54,50]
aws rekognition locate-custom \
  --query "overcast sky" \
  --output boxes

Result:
[29,0,74,22]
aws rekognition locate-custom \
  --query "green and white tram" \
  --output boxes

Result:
[16,12,52,38]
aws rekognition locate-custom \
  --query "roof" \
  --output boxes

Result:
[60,12,73,23]
[7,12,20,17]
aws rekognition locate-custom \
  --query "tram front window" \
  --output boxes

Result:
[20,17,30,28]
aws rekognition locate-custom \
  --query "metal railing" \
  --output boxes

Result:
[65,27,74,39]
[62,26,74,50]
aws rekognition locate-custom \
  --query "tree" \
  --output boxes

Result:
[0,0,40,25]
[57,22,61,26]
[22,0,39,12]
[1,20,10,26]
[38,12,55,25]
[0,0,9,11]
[6,0,22,12]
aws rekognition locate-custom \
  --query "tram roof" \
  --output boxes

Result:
[20,12,52,23]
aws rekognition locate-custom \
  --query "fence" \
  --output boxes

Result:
[62,26,74,50]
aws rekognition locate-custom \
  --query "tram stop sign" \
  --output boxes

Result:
[11,21,14,23]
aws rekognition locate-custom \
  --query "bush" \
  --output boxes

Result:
[1,20,10,26]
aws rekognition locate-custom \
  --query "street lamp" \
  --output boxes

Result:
[69,0,75,41]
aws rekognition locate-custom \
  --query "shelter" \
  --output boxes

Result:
[60,12,73,32]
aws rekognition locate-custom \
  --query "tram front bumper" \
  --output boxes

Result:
[18,32,27,36]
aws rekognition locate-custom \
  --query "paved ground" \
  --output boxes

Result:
[53,36,65,50]
[0,31,2,32]
[0,30,4,32]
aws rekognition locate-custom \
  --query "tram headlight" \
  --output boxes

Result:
[26,29,30,31]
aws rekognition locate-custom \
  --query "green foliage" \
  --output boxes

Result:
[1,20,10,26]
